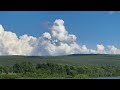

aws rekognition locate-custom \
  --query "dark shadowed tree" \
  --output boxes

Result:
[13,61,34,73]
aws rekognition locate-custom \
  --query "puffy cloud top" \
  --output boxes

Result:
[97,44,105,54]
[0,19,120,56]
[0,25,4,33]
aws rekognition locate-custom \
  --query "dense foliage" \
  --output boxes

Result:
[0,61,120,79]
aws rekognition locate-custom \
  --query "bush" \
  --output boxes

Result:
[0,74,20,79]
[74,74,89,79]
[2,66,11,74]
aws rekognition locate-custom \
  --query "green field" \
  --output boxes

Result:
[0,54,120,66]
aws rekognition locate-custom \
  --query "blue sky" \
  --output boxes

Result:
[0,11,120,48]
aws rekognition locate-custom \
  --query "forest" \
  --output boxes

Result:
[0,61,120,79]
[0,54,120,79]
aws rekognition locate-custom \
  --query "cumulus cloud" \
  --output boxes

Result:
[0,25,4,33]
[0,19,120,56]
[97,44,105,54]
[108,45,120,54]
[0,25,36,55]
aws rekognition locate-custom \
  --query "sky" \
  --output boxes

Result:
[0,11,120,56]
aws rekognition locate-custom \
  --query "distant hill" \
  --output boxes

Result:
[0,54,120,66]
[67,54,108,56]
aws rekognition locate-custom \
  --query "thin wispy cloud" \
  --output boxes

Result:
[109,11,115,15]
[108,11,120,15]
[41,21,52,29]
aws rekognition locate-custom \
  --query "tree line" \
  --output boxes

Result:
[0,61,120,79]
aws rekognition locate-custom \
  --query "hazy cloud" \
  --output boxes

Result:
[109,11,115,15]
[108,11,120,15]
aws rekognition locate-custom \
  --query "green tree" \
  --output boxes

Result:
[3,66,10,74]
[21,61,34,73]
[13,61,34,73]
[13,63,22,73]
[0,66,3,74]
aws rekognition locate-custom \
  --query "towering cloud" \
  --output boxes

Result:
[97,44,105,54]
[0,25,36,55]
[0,19,120,56]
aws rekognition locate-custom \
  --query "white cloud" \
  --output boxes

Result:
[0,25,4,33]
[42,32,51,40]
[0,19,120,56]
[108,45,120,54]
[0,25,36,55]
[97,44,105,54]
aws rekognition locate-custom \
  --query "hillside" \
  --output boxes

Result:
[0,54,120,66]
